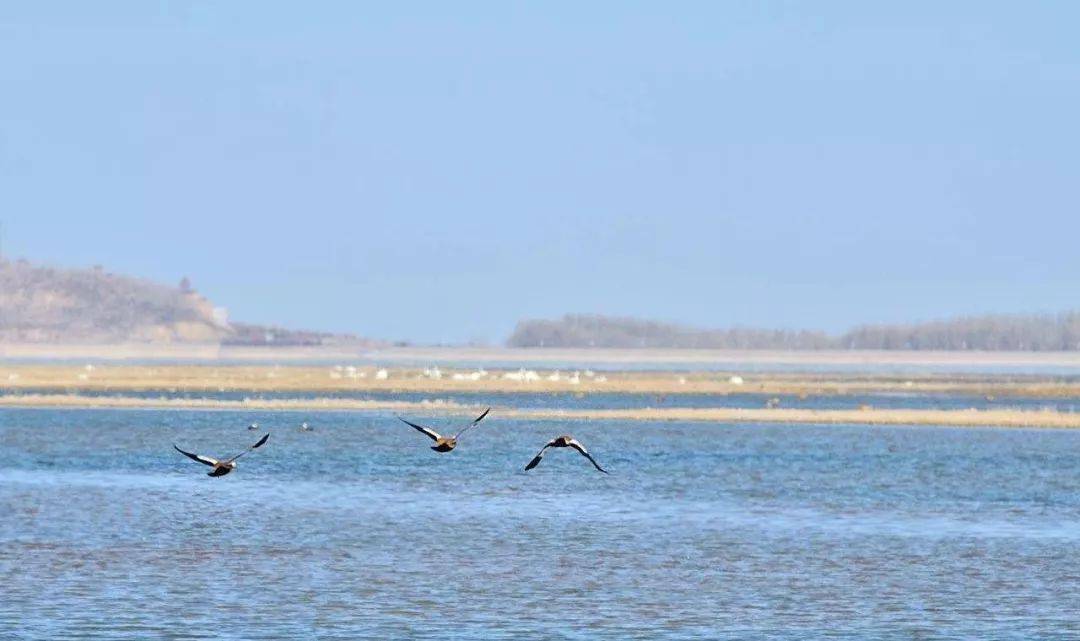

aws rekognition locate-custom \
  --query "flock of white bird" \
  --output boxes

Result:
[2,364,748,388]
[328,365,390,380]
[327,365,611,384]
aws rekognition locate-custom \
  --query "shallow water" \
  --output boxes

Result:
[3,407,1080,639]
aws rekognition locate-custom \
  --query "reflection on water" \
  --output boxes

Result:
[3,407,1080,639]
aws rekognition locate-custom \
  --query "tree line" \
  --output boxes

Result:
[507,313,1080,351]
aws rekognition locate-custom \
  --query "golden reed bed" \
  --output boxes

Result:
[2,393,1079,429]
[2,363,1080,397]
[3,363,1078,428]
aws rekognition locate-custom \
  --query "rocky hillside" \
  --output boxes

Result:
[0,259,230,344]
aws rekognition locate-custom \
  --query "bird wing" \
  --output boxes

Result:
[173,444,218,467]
[453,407,491,439]
[226,432,270,463]
[397,417,441,441]
[524,439,557,471]
[568,439,610,474]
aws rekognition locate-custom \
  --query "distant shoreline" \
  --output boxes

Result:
[4,363,1080,396]
[4,361,1080,428]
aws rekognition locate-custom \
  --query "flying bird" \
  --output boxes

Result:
[524,435,608,473]
[173,433,270,477]
[397,408,491,453]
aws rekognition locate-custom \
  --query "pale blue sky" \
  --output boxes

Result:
[2,2,1078,343]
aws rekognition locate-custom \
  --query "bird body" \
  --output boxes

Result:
[174,433,269,477]
[431,437,456,452]
[398,408,491,453]
[525,435,608,473]
[207,463,235,477]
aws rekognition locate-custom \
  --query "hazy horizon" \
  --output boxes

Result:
[4,3,1078,342]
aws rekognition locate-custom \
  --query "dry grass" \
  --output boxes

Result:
[2,363,1080,397]
[2,393,1079,428]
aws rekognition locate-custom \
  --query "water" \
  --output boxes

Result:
[3,407,1080,639]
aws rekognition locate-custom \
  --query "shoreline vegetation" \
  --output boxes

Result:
[3,364,1080,397]
[509,312,1080,350]
[2,363,1080,428]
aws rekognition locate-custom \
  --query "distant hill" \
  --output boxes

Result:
[508,313,1080,351]
[0,259,229,343]
[0,258,370,346]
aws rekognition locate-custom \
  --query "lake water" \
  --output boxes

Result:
[3,406,1080,639]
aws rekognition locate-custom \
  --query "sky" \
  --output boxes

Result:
[2,2,1078,343]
